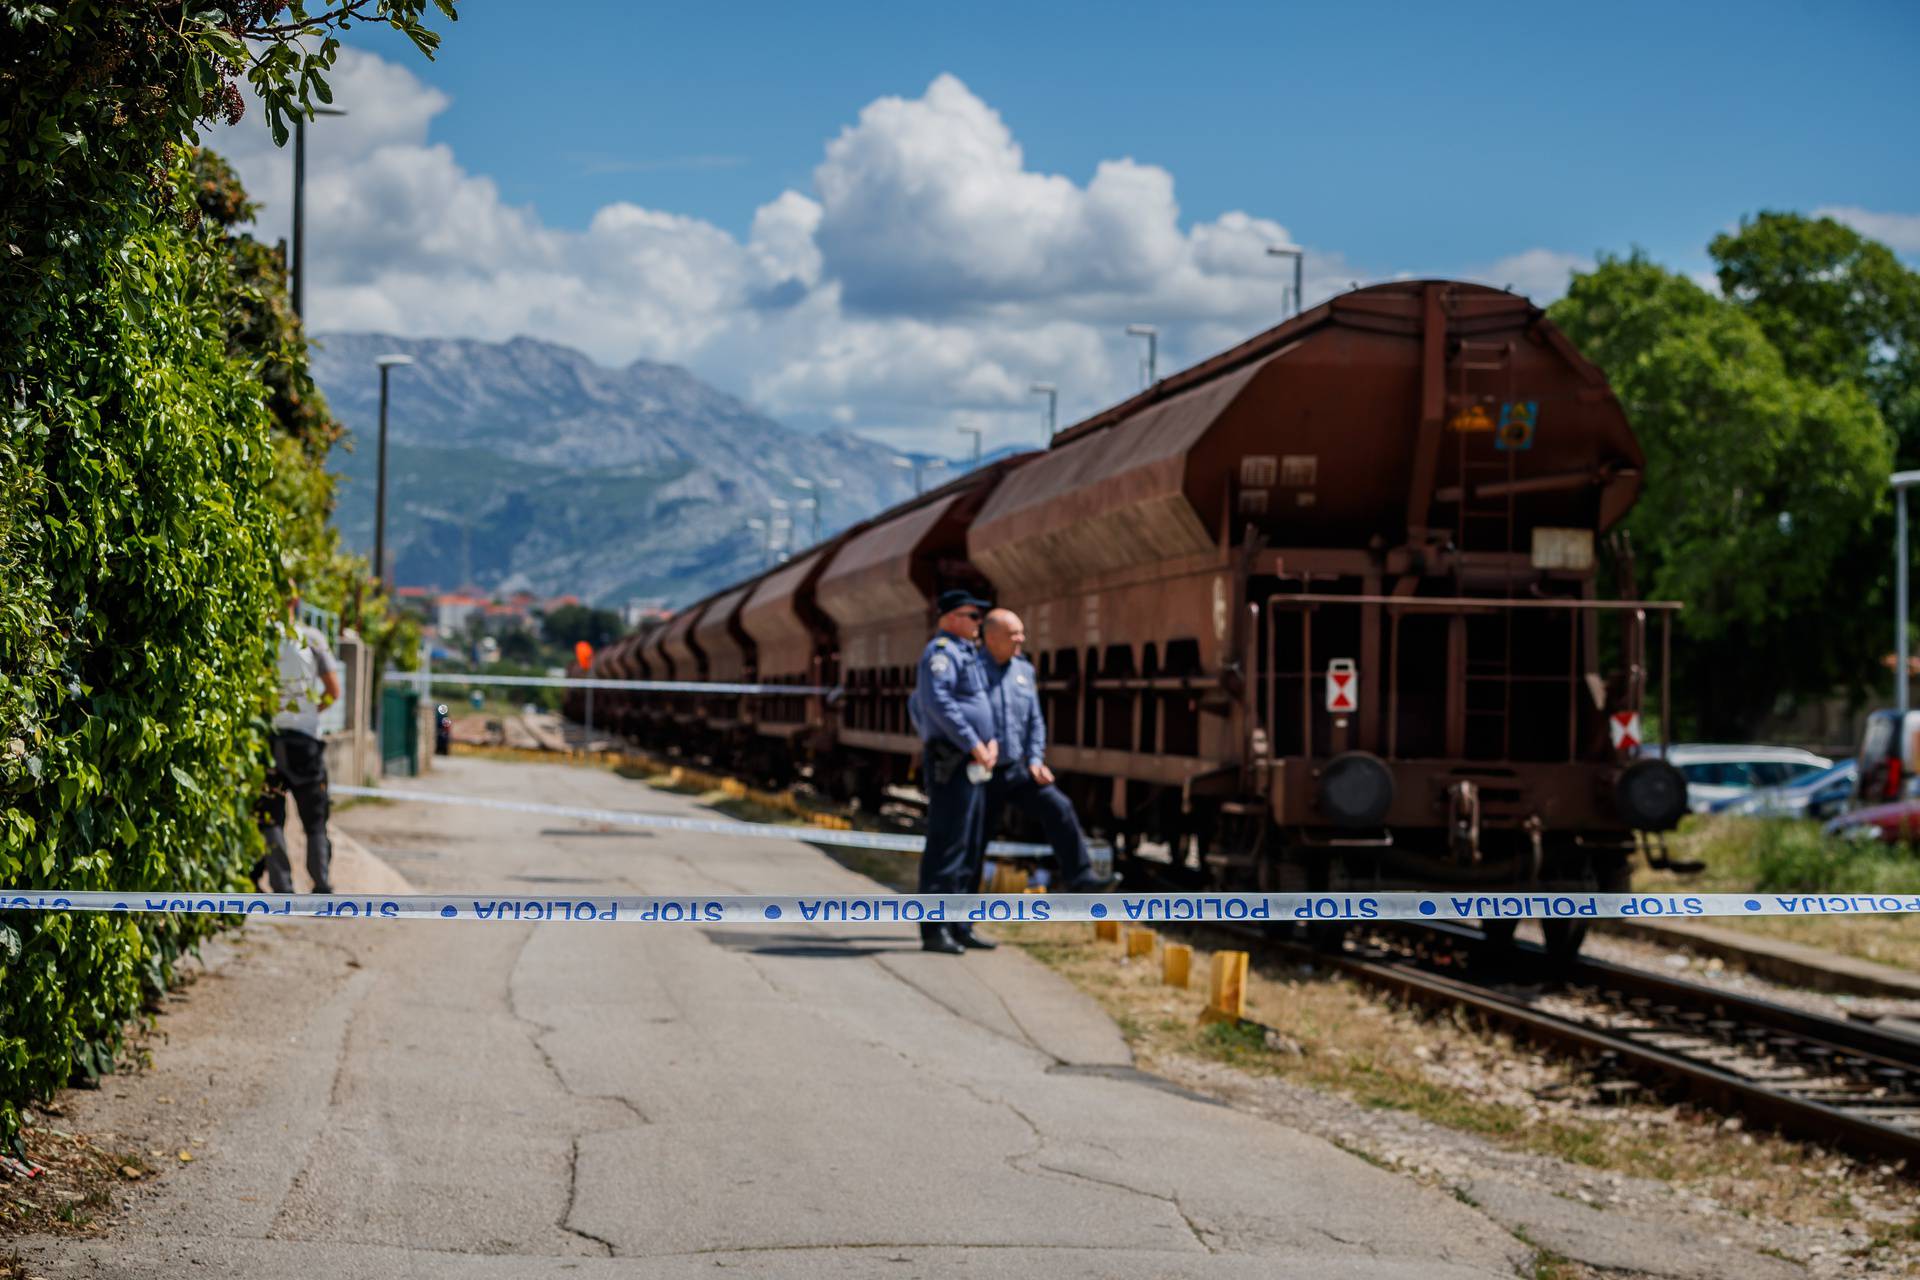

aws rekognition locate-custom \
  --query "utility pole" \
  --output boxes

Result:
[1126,324,1158,387]
[1030,382,1057,438]
[372,354,415,587]
[957,426,982,463]
[1894,471,1920,713]
[291,107,346,319]
[1266,244,1305,316]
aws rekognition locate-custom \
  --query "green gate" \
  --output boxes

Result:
[381,686,420,777]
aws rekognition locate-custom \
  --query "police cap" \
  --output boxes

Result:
[935,588,992,616]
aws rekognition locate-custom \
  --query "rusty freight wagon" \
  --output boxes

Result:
[964,281,1685,958]
[584,280,1687,960]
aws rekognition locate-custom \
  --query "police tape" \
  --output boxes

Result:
[385,672,836,696]
[330,784,1083,858]
[5,891,1920,924]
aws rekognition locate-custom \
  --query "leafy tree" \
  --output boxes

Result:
[1712,212,1920,455]
[0,2,452,1142]
[496,628,544,666]
[542,604,624,652]
[187,147,417,666]
[1551,254,1893,735]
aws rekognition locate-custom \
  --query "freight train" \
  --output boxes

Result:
[572,281,1690,960]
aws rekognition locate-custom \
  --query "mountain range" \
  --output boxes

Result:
[308,333,948,607]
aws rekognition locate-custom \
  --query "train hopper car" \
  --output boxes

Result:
[813,464,1023,805]
[738,543,844,784]
[654,597,713,751]
[690,578,763,753]
[968,280,1684,959]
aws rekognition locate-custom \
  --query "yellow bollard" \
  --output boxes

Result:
[1201,950,1249,1022]
[1125,927,1155,959]
[1162,942,1193,989]
[1094,919,1121,942]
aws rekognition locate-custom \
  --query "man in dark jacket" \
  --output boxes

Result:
[976,608,1115,894]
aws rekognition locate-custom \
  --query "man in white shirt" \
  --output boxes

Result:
[256,588,342,893]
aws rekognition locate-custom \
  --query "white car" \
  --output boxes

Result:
[1656,744,1834,813]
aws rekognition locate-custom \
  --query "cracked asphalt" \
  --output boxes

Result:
[20,756,1527,1278]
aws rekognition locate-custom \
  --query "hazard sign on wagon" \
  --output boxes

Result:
[1609,711,1642,751]
[1326,658,1358,714]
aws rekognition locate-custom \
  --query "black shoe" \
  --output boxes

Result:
[951,925,997,951]
[920,923,965,955]
[1066,873,1120,893]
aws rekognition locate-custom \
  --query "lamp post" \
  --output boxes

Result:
[1125,324,1158,387]
[892,456,946,494]
[1266,243,1305,316]
[1030,382,1057,437]
[1893,471,1920,713]
[767,497,793,561]
[372,354,415,588]
[291,107,346,320]
[957,426,982,463]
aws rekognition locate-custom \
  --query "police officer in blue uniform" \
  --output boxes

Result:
[975,608,1117,894]
[908,589,998,954]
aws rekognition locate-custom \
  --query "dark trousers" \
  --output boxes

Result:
[977,767,1096,889]
[257,731,332,893]
[918,747,985,897]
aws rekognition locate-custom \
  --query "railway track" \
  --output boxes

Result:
[1286,923,1920,1166]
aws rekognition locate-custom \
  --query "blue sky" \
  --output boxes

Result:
[220,1,1920,453]
[345,1,1918,277]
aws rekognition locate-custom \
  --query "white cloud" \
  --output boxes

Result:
[212,55,1586,455]
[1463,249,1591,302]
[1814,205,1920,254]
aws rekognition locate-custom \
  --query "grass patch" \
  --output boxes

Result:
[1513,1228,1581,1280]
[1642,815,1920,970]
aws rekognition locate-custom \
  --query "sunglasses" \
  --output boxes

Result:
[957,610,983,621]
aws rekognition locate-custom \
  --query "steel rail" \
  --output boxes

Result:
[1324,942,1920,1164]
[1563,952,1920,1067]
[1154,904,1920,1165]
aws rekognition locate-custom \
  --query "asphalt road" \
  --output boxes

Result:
[21,755,1524,1278]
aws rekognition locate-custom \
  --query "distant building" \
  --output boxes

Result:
[483,602,534,633]
[434,593,487,634]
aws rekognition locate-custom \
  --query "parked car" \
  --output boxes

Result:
[1824,797,1920,844]
[1848,708,1920,809]
[1712,759,1856,819]
[1650,744,1835,813]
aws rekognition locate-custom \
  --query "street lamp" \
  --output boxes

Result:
[786,474,842,544]
[1125,324,1158,387]
[372,354,415,588]
[1893,471,1920,713]
[1030,382,1058,437]
[892,455,946,494]
[957,426,983,464]
[292,106,347,319]
[1266,243,1305,316]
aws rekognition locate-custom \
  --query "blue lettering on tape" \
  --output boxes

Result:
[11,891,1920,925]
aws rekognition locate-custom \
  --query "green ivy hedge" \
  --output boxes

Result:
[0,176,282,1143]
